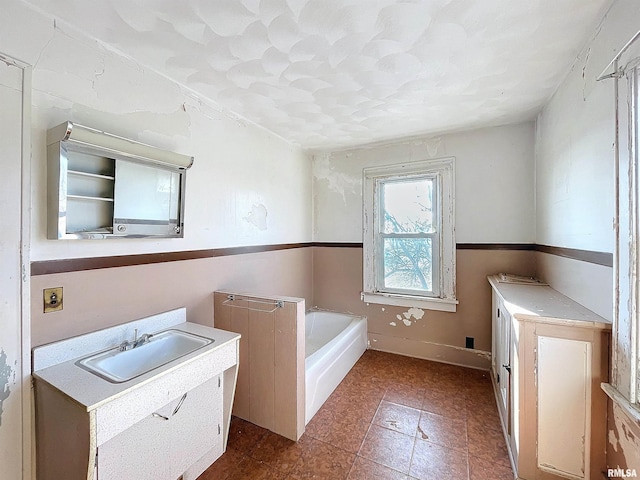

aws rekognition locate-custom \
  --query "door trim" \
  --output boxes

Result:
[0,50,33,480]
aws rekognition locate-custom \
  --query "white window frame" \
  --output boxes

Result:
[362,158,457,312]
[602,35,640,422]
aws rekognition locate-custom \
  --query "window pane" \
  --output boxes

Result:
[382,178,435,234]
[382,237,433,292]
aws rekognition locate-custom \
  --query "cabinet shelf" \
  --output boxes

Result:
[67,194,114,202]
[68,170,115,181]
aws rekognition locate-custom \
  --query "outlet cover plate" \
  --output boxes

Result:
[44,287,63,313]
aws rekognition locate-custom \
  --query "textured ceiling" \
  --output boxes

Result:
[26,0,612,151]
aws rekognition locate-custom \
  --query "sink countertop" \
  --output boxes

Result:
[33,322,240,412]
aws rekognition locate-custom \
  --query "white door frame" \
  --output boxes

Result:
[0,50,32,480]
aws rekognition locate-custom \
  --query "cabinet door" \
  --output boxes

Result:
[170,376,222,479]
[98,376,222,480]
[97,402,172,480]
[508,318,518,456]
[496,301,511,420]
[536,335,591,479]
[491,292,499,379]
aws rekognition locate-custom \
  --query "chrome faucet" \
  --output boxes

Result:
[118,329,153,351]
[118,340,134,351]
[133,333,153,348]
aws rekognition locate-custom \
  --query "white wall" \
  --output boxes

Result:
[535,0,640,254]
[534,0,640,317]
[3,1,312,263]
[313,122,535,243]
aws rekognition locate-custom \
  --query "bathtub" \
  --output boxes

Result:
[305,309,368,424]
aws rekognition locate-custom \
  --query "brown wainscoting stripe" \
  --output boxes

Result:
[535,244,613,267]
[30,241,613,276]
[312,242,364,248]
[30,242,313,276]
[456,243,535,251]
[313,243,536,250]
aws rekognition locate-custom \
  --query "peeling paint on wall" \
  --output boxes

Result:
[393,307,426,327]
[608,402,640,467]
[244,203,268,230]
[0,350,14,427]
[313,154,359,204]
[389,322,397,327]
[404,307,425,320]
[412,136,443,158]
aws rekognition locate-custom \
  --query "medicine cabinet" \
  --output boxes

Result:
[47,122,193,239]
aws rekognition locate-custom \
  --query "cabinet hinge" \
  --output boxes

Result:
[218,377,221,388]
[497,373,500,384]
[218,424,221,435]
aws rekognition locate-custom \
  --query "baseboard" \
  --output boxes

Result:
[367,333,491,370]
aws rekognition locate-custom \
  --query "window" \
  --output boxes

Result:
[362,158,457,312]
[602,35,640,421]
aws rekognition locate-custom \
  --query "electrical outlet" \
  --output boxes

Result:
[44,287,63,313]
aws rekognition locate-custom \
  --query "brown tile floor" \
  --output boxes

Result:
[198,350,515,480]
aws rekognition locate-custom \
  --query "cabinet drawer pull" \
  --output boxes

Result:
[152,412,169,421]
[172,393,188,416]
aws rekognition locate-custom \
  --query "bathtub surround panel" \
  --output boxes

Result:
[214,291,305,441]
[274,300,306,439]
[312,246,536,369]
[31,248,313,348]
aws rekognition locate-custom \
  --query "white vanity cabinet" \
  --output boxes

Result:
[488,276,610,480]
[98,375,223,480]
[33,309,239,480]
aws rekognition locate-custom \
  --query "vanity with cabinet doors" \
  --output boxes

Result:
[33,308,239,480]
[489,275,610,480]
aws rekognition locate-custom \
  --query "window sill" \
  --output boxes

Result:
[361,292,458,313]
[601,383,640,423]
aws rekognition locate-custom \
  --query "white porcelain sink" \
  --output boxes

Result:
[76,329,213,383]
